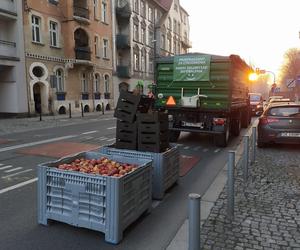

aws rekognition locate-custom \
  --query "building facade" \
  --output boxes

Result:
[0,0,27,116]
[112,0,191,105]
[23,0,113,115]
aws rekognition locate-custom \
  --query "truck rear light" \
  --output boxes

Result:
[259,117,279,125]
[213,118,226,126]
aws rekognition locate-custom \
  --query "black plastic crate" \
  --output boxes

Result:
[138,95,155,113]
[137,111,168,123]
[138,141,169,153]
[114,91,141,123]
[139,121,168,133]
[138,131,169,144]
[117,120,137,134]
[116,140,137,150]
[116,131,137,142]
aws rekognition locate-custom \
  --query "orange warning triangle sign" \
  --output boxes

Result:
[166,96,176,105]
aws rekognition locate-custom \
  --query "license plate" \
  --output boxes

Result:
[182,121,203,128]
[281,132,300,137]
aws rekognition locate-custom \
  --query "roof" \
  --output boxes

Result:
[154,0,173,11]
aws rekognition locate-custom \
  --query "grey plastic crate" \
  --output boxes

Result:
[37,151,152,244]
[99,144,179,200]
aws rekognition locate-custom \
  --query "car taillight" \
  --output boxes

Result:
[259,117,279,125]
[213,118,226,126]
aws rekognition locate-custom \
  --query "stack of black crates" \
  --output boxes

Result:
[114,90,169,153]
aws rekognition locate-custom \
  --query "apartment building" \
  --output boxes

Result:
[112,0,190,105]
[0,0,27,116]
[23,0,113,115]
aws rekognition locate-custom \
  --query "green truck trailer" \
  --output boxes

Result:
[154,53,252,147]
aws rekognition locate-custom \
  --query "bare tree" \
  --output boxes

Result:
[278,48,300,87]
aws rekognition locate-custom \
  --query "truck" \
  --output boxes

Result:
[153,53,252,147]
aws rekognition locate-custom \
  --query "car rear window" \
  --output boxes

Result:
[268,106,300,117]
[250,95,261,101]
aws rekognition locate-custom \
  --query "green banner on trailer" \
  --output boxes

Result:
[173,55,211,81]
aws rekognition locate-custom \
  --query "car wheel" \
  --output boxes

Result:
[257,140,266,148]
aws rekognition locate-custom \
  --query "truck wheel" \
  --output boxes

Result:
[241,111,249,128]
[169,131,180,142]
[231,118,241,136]
[214,124,230,147]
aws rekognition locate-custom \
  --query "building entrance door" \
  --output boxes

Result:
[33,83,41,113]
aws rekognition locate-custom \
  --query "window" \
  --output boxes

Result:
[134,0,139,13]
[134,49,139,71]
[141,1,146,17]
[141,50,146,72]
[56,69,64,91]
[81,73,88,92]
[94,73,100,92]
[101,0,107,23]
[173,38,176,54]
[167,37,171,52]
[178,23,180,35]
[148,7,153,22]
[133,23,139,41]
[149,51,153,73]
[168,17,172,30]
[50,21,58,47]
[104,75,110,93]
[173,19,177,34]
[94,36,100,57]
[148,29,153,46]
[174,4,178,11]
[161,34,166,49]
[141,26,146,44]
[94,0,99,20]
[103,39,109,58]
[32,15,41,43]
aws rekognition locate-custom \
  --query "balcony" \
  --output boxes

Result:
[82,93,89,100]
[116,0,131,20]
[117,65,131,78]
[94,92,101,100]
[56,92,66,101]
[75,47,91,61]
[73,5,90,23]
[0,0,17,18]
[104,93,111,99]
[0,39,18,61]
[116,34,130,49]
[181,38,192,48]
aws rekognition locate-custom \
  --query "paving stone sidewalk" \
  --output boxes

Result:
[201,145,300,249]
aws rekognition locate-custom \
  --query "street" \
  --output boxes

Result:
[0,114,248,250]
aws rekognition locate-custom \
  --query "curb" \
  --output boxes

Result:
[166,121,258,250]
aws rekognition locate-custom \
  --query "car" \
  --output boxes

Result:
[257,103,300,147]
[249,93,264,116]
[265,98,293,110]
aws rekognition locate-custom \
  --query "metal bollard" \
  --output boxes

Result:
[81,103,84,117]
[69,103,72,118]
[227,151,235,219]
[39,106,42,121]
[251,127,256,164]
[188,193,201,250]
[102,102,105,115]
[243,135,249,181]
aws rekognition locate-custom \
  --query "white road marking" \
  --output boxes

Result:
[0,135,77,153]
[81,136,94,140]
[152,200,161,209]
[4,167,23,173]
[214,149,221,153]
[99,137,109,141]
[107,126,116,130]
[81,130,98,135]
[0,178,38,195]
[103,118,116,121]
[0,165,13,170]
[183,146,190,150]
[107,138,116,142]
[193,146,202,151]
[90,119,98,121]
[2,169,33,179]
[203,148,209,152]
[0,163,3,166]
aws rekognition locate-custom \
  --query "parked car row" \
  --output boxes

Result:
[257,96,300,147]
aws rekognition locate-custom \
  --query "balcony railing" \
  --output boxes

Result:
[73,5,89,20]
[94,92,101,100]
[117,65,131,78]
[82,93,89,100]
[75,47,91,60]
[56,92,66,101]
[116,34,130,49]
[0,39,17,59]
[0,0,17,17]
[116,0,131,19]
[104,93,111,99]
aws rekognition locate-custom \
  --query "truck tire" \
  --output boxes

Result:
[231,118,241,136]
[214,124,230,147]
[241,110,249,128]
[169,130,180,142]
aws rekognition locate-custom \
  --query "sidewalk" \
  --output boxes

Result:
[0,110,114,135]
[167,127,300,249]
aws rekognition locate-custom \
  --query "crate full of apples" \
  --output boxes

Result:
[37,151,152,244]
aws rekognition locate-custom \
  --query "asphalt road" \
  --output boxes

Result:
[0,115,248,250]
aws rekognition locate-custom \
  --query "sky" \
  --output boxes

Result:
[180,0,300,81]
